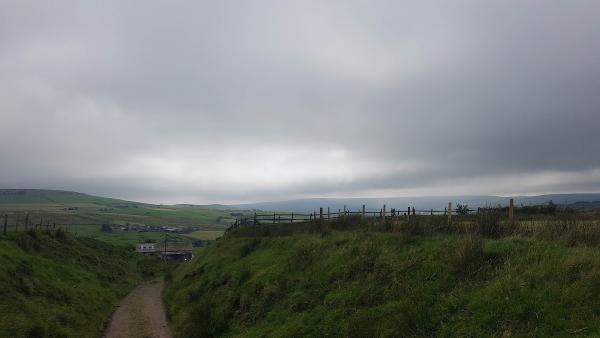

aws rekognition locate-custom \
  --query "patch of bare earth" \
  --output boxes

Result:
[104,279,172,338]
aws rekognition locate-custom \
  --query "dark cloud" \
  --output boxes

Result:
[1,1,599,204]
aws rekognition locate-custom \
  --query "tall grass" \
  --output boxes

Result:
[230,212,600,247]
[166,221,600,337]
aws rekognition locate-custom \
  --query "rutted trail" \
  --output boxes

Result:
[104,279,172,338]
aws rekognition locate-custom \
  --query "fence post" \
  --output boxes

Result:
[327,208,330,220]
[509,198,514,220]
[383,205,386,219]
[3,214,6,235]
[448,202,453,225]
[362,205,366,218]
[320,207,323,219]
[291,212,294,224]
[412,207,416,217]
[407,207,411,221]
[273,213,276,224]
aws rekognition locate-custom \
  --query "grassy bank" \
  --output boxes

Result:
[0,229,166,337]
[165,216,600,337]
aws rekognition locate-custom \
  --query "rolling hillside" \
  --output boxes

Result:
[0,189,241,230]
[0,189,141,206]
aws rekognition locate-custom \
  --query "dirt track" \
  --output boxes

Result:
[104,279,172,338]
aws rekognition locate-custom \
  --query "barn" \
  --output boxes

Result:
[135,242,194,261]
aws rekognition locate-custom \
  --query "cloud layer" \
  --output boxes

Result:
[1,1,600,203]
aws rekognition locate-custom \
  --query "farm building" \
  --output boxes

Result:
[135,242,194,261]
[136,243,157,255]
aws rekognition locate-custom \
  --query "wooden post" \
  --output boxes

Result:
[448,202,453,225]
[3,214,6,235]
[509,198,514,220]
[320,207,323,219]
[412,207,416,216]
[327,207,330,220]
[407,207,411,221]
[291,212,294,223]
[273,213,276,224]
[362,205,366,218]
[383,205,386,219]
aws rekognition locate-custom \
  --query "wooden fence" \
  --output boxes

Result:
[0,212,96,235]
[229,201,493,230]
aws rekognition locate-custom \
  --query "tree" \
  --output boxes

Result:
[456,203,470,215]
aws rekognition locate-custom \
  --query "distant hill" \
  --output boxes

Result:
[0,189,237,229]
[228,193,600,213]
[0,189,143,207]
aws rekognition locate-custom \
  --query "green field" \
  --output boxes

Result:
[0,229,167,337]
[165,214,600,337]
[0,189,251,246]
[0,189,242,228]
[66,224,189,246]
[184,230,224,241]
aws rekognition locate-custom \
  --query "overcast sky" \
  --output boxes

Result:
[1,1,599,204]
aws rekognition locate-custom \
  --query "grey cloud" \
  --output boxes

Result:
[1,0,600,204]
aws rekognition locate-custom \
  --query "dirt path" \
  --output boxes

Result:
[104,279,172,338]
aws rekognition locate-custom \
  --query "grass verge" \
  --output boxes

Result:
[0,229,167,337]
